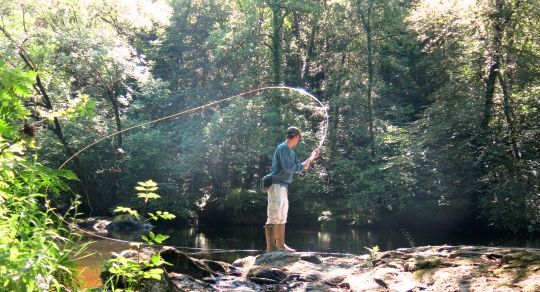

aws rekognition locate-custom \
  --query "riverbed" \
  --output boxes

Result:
[75,224,540,288]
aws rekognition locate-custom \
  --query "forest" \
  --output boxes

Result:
[1,0,539,289]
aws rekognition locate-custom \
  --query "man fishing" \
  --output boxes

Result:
[265,126,320,252]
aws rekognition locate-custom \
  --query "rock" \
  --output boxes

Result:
[106,214,153,232]
[118,249,139,259]
[168,273,216,291]
[249,277,279,284]
[338,282,351,289]
[160,247,231,279]
[253,267,287,282]
[139,271,176,292]
[107,215,153,232]
[216,278,260,290]
[228,266,243,276]
[325,275,345,285]
[201,259,230,274]
[201,277,218,284]
[254,251,300,266]
[374,277,389,288]
[298,273,321,282]
[76,217,112,234]
[100,245,540,292]
[300,253,323,264]
[304,283,332,291]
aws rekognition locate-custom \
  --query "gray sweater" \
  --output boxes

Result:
[270,142,304,185]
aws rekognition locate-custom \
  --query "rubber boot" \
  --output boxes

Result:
[275,224,296,252]
[264,224,277,252]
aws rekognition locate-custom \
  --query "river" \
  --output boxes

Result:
[75,224,540,288]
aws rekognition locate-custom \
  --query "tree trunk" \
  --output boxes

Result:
[500,0,521,160]
[481,0,504,129]
[290,12,303,86]
[358,0,376,158]
[303,15,319,87]
[498,74,520,159]
[269,0,284,85]
[110,92,123,148]
[328,53,347,160]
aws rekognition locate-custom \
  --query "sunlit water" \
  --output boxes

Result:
[75,224,540,288]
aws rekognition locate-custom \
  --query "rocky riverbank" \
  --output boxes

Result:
[101,245,540,291]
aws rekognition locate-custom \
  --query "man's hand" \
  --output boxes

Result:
[310,149,320,160]
[302,149,320,170]
[308,149,320,163]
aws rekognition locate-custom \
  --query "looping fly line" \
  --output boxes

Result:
[56,86,329,252]
[60,86,329,169]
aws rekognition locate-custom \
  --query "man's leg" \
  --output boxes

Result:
[264,224,276,252]
[265,184,280,252]
[274,224,296,252]
[273,185,295,252]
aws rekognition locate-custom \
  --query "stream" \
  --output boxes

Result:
[75,224,540,288]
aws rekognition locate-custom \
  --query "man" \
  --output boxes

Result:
[265,126,320,252]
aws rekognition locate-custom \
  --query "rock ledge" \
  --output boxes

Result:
[103,245,540,291]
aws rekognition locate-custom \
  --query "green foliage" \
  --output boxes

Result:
[104,180,174,291]
[3,0,540,239]
[105,253,166,290]
[365,245,380,265]
[0,63,84,290]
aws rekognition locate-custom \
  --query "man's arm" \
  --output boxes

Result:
[280,146,304,173]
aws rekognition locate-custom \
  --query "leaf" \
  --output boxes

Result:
[141,235,149,243]
[147,212,158,221]
[156,211,176,220]
[148,254,170,267]
[113,207,139,218]
[137,192,161,200]
[152,234,169,244]
[143,268,163,280]
[144,180,157,187]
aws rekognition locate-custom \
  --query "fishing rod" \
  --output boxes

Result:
[55,86,330,254]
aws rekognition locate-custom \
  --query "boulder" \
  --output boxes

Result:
[168,273,216,291]
[106,214,154,232]
[159,247,233,279]
[76,217,112,234]
[254,251,300,266]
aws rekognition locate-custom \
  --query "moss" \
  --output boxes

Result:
[506,251,540,266]
[416,258,444,270]
[476,263,492,276]
[412,258,445,280]
[413,269,433,279]
[494,251,540,284]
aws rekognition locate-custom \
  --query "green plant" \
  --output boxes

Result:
[104,180,175,291]
[0,62,85,290]
[365,245,380,264]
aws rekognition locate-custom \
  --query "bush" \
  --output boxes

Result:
[0,63,84,290]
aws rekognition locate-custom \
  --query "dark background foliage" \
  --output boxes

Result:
[2,0,539,234]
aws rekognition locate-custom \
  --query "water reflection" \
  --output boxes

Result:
[317,231,331,250]
[106,225,540,259]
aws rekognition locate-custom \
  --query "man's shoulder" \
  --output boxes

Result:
[276,142,290,151]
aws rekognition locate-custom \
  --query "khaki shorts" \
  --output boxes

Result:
[266,184,288,224]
